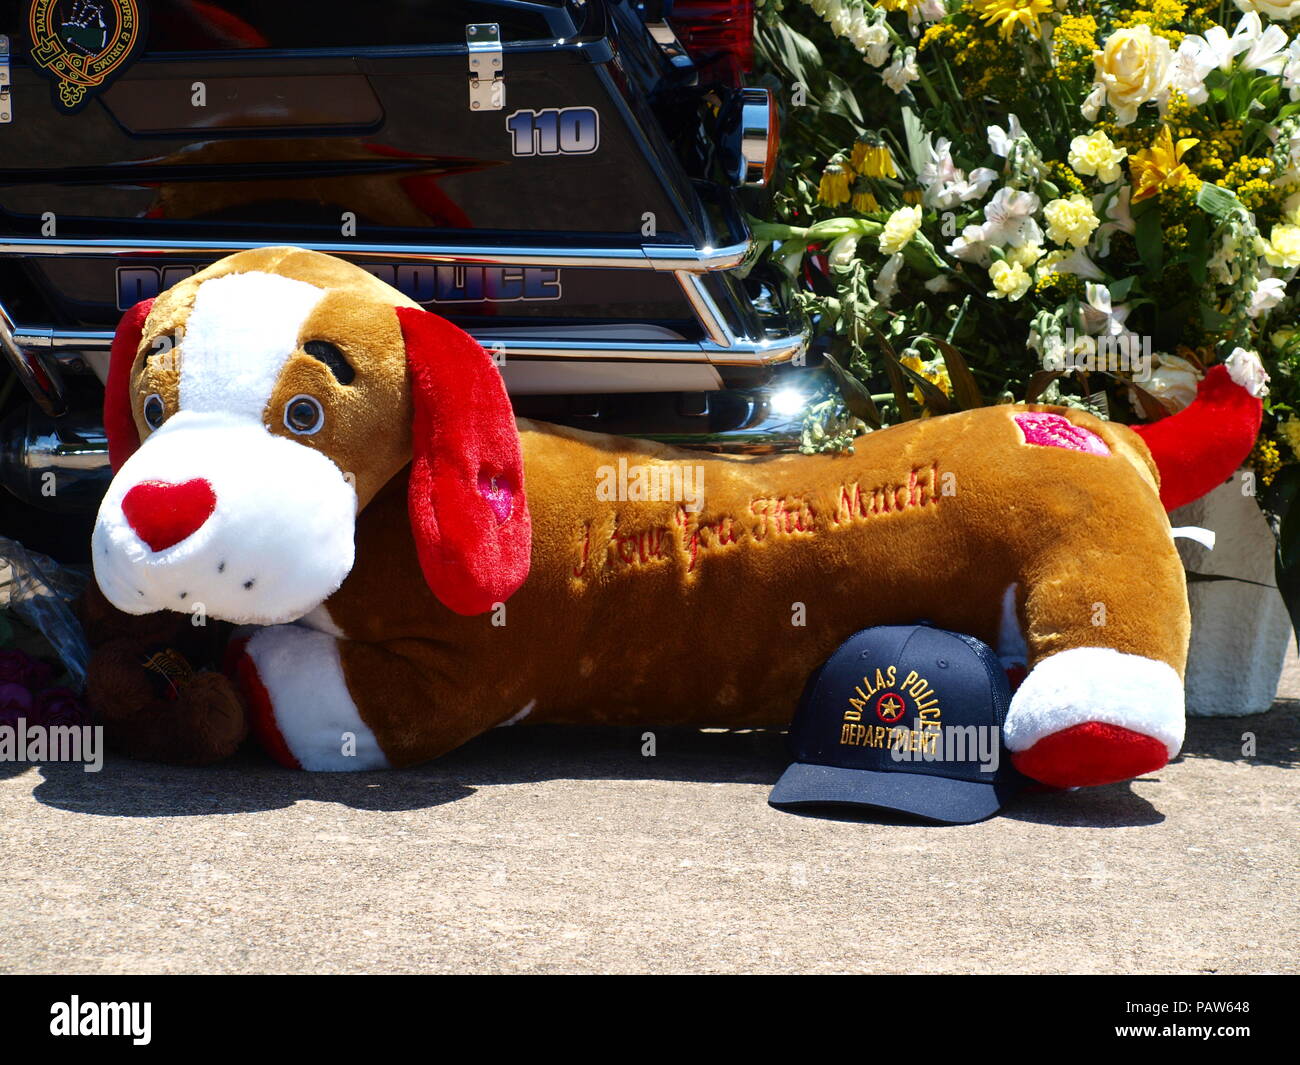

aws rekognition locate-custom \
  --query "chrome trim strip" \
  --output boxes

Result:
[0,237,750,273]
[0,303,67,416]
[22,323,804,368]
[675,272,733,348]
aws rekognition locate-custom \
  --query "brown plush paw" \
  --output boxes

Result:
[86,641,249,765]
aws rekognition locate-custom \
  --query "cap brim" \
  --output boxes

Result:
[768,762,1017,825]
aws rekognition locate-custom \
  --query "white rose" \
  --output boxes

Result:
[1234,0,1300,21]
[1141,354,1203,413]
[1093,25,1174,125]
[1225,346,1271,396]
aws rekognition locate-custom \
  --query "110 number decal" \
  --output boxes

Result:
[506,107,600,156]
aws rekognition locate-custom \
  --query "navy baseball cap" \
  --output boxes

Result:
[770,624,1024,824]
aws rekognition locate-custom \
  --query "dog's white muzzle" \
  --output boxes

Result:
[93,411,357,625]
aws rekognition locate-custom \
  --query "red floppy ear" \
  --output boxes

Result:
[397,305,532,616]
[104,298,154,472]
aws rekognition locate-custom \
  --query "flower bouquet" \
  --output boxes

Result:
[751,0,1300,628]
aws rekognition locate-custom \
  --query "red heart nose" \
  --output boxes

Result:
[121,478,217,552]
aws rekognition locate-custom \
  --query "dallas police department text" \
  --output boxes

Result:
[0,720,103,772]
[50,997,151,1045]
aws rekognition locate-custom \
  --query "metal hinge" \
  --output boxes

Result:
[0,36,12,125]
[467,23,504,112]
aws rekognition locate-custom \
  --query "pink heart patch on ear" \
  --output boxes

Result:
[477,471,514,525]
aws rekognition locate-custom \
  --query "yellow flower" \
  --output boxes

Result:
[818,162,852,207]
[988,259,1032,301]
[1068,130,1128,183]
[1093,25,1174,126]
[852,140,897,179]
[970,0,1053,40]
[1281,419,1300,463]
[901,354,952,404]
[1258,223,1300,269]
[902,188,924,205]
[1129,126,1198,203]
[1043,194,1101,248]
[1006,242,1045,268]
[879,205,924,254]
[1251,436,1282,486]
[852,188,881,213]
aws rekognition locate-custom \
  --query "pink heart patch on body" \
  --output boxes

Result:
[1014,412,1110,457]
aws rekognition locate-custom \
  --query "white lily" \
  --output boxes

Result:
[1283,38,1300,99]
[1083,282,1134,337]
[946,224,993,265]
[874,253,905,307]
[1081,83,1106,121]
[828,232,862,271]
[988,115,1025,158]
[1053,247,1106,281]
[883,47,920,93]
[981,187,1043,247]
[1188,21,1253,72]
[1249,276,1288,316]
[1236,12,1290,74]
[858,21,891,67]
[1170,36,1220,105]
[1093,185,1136,256]
[920,136,997,208]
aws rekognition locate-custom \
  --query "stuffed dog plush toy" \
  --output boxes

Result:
[91,247,1263,788]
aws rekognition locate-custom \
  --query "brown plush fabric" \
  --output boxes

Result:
[322,408,1187,768]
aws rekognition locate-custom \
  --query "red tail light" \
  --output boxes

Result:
[668,0,755,83]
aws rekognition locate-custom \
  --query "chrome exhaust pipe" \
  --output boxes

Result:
[0,406,110,511]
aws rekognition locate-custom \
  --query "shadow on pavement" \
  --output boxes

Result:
[1178,703,1298,768]
[3,707,1291,826]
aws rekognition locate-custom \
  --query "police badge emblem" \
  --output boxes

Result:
[26,0,146,113]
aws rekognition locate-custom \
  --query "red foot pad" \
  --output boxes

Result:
[231,647,301,770]
[1012,722,1169,789]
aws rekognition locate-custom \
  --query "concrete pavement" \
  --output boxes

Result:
[1,675,1296,974]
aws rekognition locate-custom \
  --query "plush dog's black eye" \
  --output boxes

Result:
[303,340,355,385]
[284,394,325,435]
[143,393,166,430]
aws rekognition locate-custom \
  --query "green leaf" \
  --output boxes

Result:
[1196,182,1245,222]
[1263,466,1300,648]
[1199,303,1230,330]
[1109,275,1137,301]
[1025,370,1063,403]
[928,336,984,410]
[823,71,865,126]
[901,106,930,179]
[1186,213,1208,286]
[823,350,882,428]
[870,326,917,420]
[1134,204,1164,273]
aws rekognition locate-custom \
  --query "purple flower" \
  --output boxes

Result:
[0,682,34,729]
[36,687,87,728]
[0,649,56,689]
[26,658,55,690]
[0,650,35,685]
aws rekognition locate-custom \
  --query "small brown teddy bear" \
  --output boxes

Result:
[81,583,248,765]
